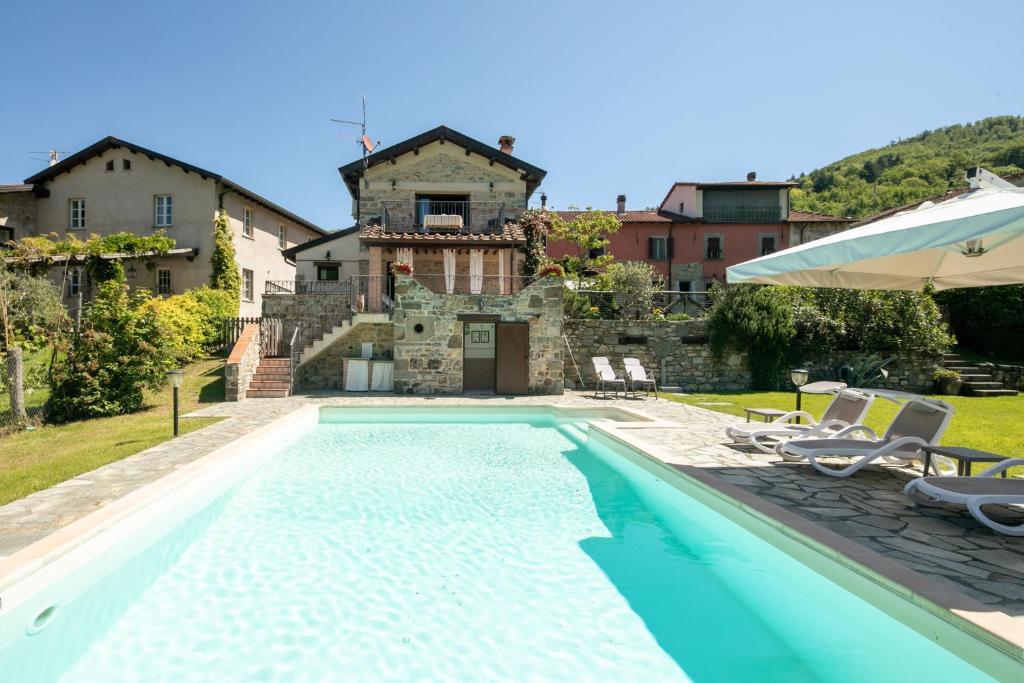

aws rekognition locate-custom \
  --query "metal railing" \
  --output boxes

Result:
[349,275,394,314]
[703,206,782,223]
[569,290,713,320]
[379,200,510,234]
[410,273,535,296]
[288,323,300,393]
[265,280,354,295]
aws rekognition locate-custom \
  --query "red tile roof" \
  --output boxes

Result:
[551,210,671,224]
[787,210,852,223]
[360,222,526,243]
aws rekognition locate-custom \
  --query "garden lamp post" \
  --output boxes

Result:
[167,369,184,436]
[790,368,809,424]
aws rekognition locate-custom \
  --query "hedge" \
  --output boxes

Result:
[148,286,237,363]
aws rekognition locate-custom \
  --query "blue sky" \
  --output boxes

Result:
[3,0,1023,229]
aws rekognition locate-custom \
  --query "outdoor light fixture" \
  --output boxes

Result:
[791,368,809,423]
[126,264,137,279]
[167,369,184,436]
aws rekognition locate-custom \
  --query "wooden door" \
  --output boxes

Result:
[495,323,529,394]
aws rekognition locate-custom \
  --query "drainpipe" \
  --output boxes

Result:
[666,223,674,289]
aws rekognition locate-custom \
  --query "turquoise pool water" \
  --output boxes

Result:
[0,411,997,681]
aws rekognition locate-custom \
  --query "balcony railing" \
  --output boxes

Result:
[703,206,782,223]
[379,200,510,234]
[410,273,534,295]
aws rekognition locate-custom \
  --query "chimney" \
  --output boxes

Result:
[498,135,515,154]
[746,171,757,182]
[616,194,626,215]
[540,193,548,210]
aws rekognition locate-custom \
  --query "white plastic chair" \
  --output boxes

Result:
[591,357,626,398]
[623,357,658,398]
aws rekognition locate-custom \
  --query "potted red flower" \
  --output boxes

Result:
[392,262,413,276]
[537,262,565,278]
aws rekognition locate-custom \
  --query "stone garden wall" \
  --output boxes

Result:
[562,319,940,393]
[225,323,261,401]
[262,292,351,348]
[980,362,1024,391]
[297,323,394,390]
[393,275,563,395]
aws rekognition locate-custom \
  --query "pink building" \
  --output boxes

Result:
[547,178,851,291]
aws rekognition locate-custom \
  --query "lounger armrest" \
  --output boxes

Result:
[830,423,877,440]
[872,436,927,458]
[978,458,1024,478]
[771,410,817,425]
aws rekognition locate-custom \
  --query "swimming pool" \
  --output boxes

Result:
[0,407,1012,681]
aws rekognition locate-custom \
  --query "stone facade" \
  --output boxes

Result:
[980,362,1024,391]
[262,292,352,349]
[392,275,563,395]
[563,319,748,391]
[563,318,940,393]
[224,323,261,400]
[297,323,394,390]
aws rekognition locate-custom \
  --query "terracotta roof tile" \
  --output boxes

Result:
[360,222,526,243]
[552,210,671,224]
[787,210,852,223]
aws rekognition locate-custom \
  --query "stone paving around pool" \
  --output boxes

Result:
[1,391,1022,624]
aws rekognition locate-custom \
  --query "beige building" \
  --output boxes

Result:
[282,225,367,290]
[10,136,325,315]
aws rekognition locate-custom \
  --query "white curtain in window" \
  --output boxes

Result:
[396,247,414,265]
[443,249,456,294]
[498,249,508,294]
[469,250,483,294]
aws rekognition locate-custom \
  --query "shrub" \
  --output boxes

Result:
[708,285,796,389]
[48,280,172,421]
[664,312,692,321]
[537,262,565,278]
[936,284,1024,360]
[148,286,237,362]
[597,261,664,320]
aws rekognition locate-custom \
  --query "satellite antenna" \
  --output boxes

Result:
[331,95,380,169]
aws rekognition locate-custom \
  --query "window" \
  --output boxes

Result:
[157,268,172,295]
[69,198,86,230]
[67,268,82,297]
[278,224,287,249]
[317,264,340,281]
[154,195,173,227]
[705,235,723,260]
[242,268,254,301]
[105,159,114,172]
[649,236,668,261]
[242,207,254,238]
[759,234,778,256]
[122,159,131,171]
[677,280,692,292]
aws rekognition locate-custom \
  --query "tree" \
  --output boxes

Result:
[210,209,241,310]
[598,261,664,320]
[48,280,172,421]
[550,209,620,286]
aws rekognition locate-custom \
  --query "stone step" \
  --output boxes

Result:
[957,374,993,381]
[943,365,980,372]
[255,367,291,378]
[963,381,1004,389]
[966,388,1019,397]
[247,389,289,398]
[259,358,291,368]
[249,380,290,391]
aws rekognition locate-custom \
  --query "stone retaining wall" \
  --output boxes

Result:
[563,318,940,392]
[297,323,395,390]
[980,362,1024,391]
[225,323,261,400]
[393,275,563,395]
[262,293,351,347]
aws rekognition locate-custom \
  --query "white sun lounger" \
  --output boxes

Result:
[904,459,1024,535]
[778,397,955,478]
[592,357,626,398]
[727,389,875,453]
[623,358,658,398]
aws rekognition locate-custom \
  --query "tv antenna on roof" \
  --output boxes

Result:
[330,95,380,170]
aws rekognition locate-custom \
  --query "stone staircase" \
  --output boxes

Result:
[298,313,391,367]
[247,357,292,398]
[941,353,1018,397]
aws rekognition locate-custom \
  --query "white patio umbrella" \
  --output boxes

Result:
[727,169,1024,290]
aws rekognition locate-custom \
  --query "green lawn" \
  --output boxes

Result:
[0,355,226,506]
[660,390,1024,463]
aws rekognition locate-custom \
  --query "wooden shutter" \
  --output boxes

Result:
[648,237,656,259]
[666,237,675,258]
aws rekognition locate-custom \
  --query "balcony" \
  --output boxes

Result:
[703,205,782,223]
[380,200,510,234]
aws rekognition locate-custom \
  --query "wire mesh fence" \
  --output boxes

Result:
[0,347,54,435]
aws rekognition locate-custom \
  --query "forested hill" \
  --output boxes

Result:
[789,116,1024,219]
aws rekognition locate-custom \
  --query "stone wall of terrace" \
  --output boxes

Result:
[297,323,395,391]
[225,323,261,400]
[563,318,940,393]
[392,275,563,395]
[979,362,1024,391]
[262,292,351,347]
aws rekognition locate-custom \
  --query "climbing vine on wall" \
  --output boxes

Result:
[209,209,241,311]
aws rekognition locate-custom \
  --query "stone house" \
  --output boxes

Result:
[254,125,563,398]
[2,136,326,315]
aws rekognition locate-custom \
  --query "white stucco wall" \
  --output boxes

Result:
[221,190,322,316]
[292,230,367,283]
[660,183,700,218]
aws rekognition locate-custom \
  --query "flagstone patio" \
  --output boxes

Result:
[1,391,1021,625]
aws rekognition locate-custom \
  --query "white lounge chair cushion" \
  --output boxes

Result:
[783,438,924,459]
